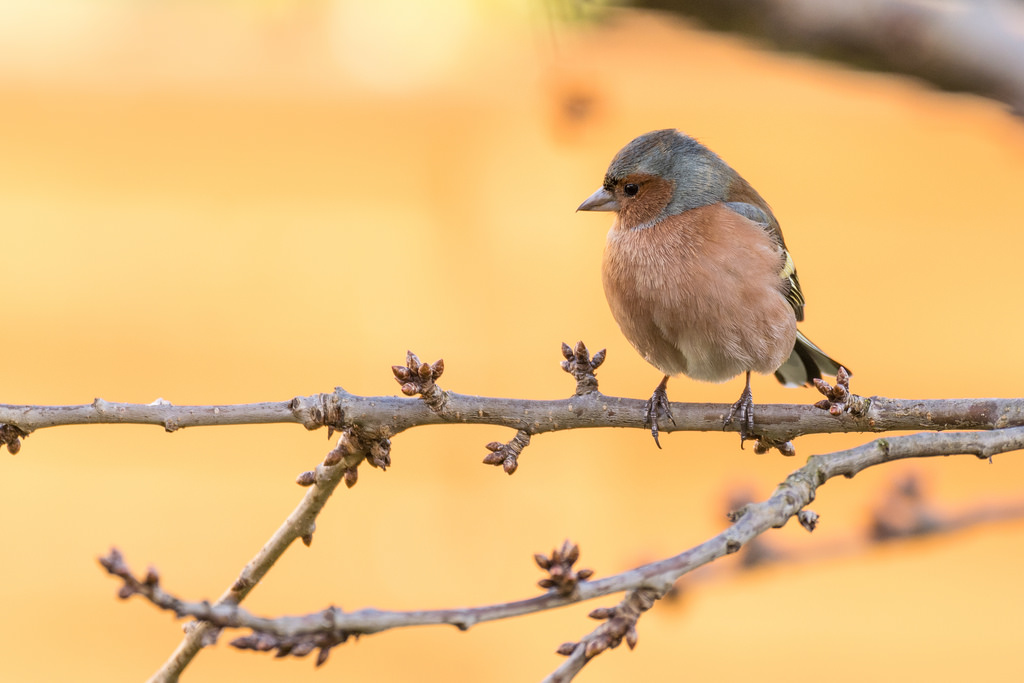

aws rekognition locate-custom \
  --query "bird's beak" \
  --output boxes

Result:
[577,187,619,212]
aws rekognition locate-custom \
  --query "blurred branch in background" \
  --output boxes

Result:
[628,0,1024,114]
[704,472,1024,575]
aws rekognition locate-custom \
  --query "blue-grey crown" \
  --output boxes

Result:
[605,129,734,214]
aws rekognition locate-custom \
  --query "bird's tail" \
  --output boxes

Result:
[774,329,848,387]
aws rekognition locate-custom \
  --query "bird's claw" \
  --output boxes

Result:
[723,386,755,447]
[644,381,675,449]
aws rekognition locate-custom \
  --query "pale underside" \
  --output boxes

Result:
[602,202,796,382]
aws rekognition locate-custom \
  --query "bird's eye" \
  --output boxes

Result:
[623,183,639,197]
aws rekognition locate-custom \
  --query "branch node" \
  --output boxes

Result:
[302,392,345,433]
[726,504,750,522]
[797,509,820,532]
[231,623,356,663]
[813,366,869,417]
[365,437,392,470]
[0,424,27,455]
[301,427,373,491]
[574,587,660,661]
[321,427,357,467]
[560,340,605,395]
[199,626,222,647]
[535,540,592,596]
[392,351,449,414]
[343,466,359,488]
[482,429,531,475]
[753,436,796,456]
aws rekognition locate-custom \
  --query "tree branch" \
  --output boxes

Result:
[23,345,1019,679]
[99,426,1024,675]
[0,396,330,434]
[143,429,372,682]
[2,347,1022,456]
[2,390,1023,451]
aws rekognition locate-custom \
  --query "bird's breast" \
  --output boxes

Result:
[601,204,796,382]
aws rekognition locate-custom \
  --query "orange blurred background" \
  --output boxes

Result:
[1,2,1023,681]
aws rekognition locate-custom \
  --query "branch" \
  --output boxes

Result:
[142,428,375,682]
[41,345,1024,679]
[697,474,1024,574]
[2,344,1023,452]
[0,396,332,434]
[546,425,1024,680]
[2,391,1022,449]
[99,426,1024,674]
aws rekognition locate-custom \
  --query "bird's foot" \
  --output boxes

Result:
[644,377,675,449]
[723,385,755,447]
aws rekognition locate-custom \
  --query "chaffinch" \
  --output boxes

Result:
[578,129,847,447]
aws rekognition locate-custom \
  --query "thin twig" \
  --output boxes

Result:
[145,430,367,682]
[541,426,1024,681]
[0,396,333,433]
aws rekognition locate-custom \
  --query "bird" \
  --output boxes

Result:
[577,129,847,447]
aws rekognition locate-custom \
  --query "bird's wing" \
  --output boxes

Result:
[722,200,805,322]
[722,201,771,228]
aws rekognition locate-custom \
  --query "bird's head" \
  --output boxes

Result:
[577,129,734,231]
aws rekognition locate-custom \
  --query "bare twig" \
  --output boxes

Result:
[144,429,368,682]
[813,367,866,416]
[100,426,1024,676]
[535,540,594,596]
[392,351,448,413]
[560,340,606,395]
[482,429,532,474]
[540,425,1024,681]
[0,395,335,434]
[547,588,658,683]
